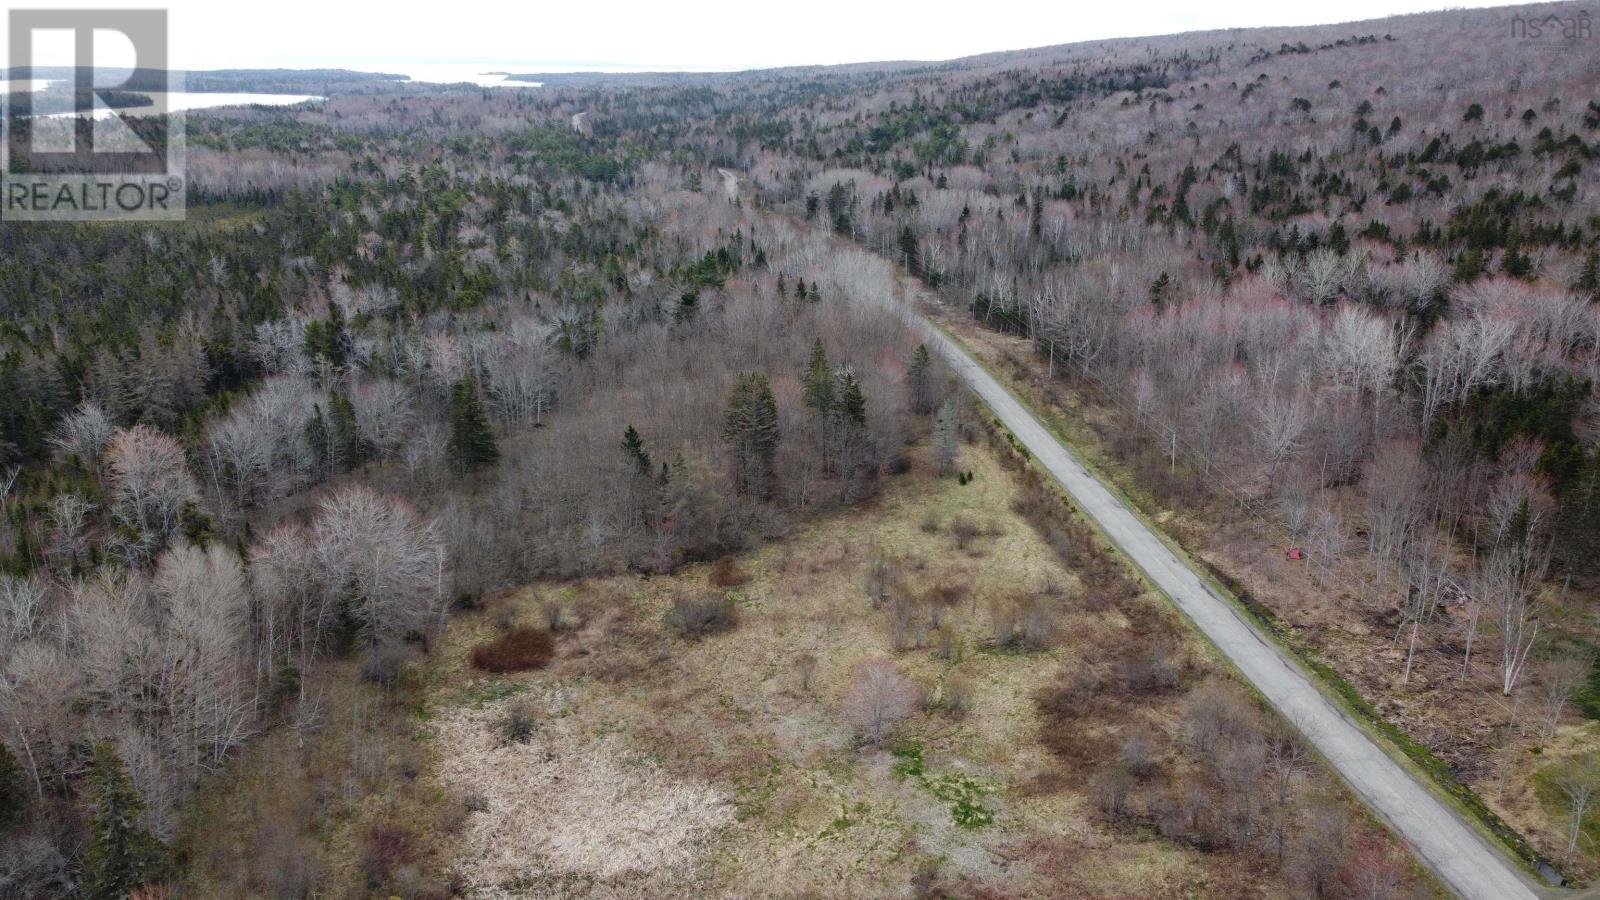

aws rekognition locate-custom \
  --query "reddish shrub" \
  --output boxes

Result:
[708,556,751,588]
[360,824,416,886]
[469,627,554,673]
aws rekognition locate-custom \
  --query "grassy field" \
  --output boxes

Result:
[416,423,1430,899]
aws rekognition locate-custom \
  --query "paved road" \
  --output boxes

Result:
[923,326,1541,900]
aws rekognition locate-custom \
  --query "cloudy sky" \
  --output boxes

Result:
[6,0,1513,73]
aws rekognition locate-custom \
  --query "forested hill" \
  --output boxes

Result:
[1,2,1599,895]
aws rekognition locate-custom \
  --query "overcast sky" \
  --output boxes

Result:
[5,0,1514,74]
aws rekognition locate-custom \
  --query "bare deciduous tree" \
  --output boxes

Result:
[1535,654,1592,742]
[104,425,199,559]
[312,486,446,650]
[843,659,918,745]
[1553,753,1600,860]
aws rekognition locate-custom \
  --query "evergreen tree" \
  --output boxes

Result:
[82,744,167,900]
[826,182,853,234]
[1329,221,1350,256]
[447,376,499,473]
[1501,239,1533,278]
[303,304,347,368]
[932,398,960,476]
[1149,272,1173,313]
[621,425,652,476]
[0,740,26,831]
[722,373,780,499]
[1453,248,1485,283]
[803,339,834,416]
[908,343,935,414]
[835,367,867,428]
[328,389,365,472]
[1576,250,1599,302]
[304,403,331,480]
[898,226,921,278]
[1218,214,1241,268]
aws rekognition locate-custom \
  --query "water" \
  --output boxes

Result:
[12,62,551,120]
[389,63,539,87]
[40,92,323,119]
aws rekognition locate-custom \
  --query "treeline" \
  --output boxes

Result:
[0,99,926,896]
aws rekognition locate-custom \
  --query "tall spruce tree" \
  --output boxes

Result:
[621,425,652,476]
[898,226,921,278]
[803,339,834,415]
[0,740,26,831]
[304,403,332,480]
[328,389,365,472]
[448,376,499,473]
[82,744,167,900]
[835,367,867,428]
[908,343,936,414]
[1577,250,1599,303]
[722,373,780,499]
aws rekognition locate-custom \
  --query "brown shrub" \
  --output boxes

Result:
[888,596,926,651]
[541,598,568,632]
[360,824,416,887]
[500,699,536,744]
[1115,643,1181,696]
[865,551,903,609]
[950,515,981,550]
[1037,663,1106,719]
[923,581,970,608]
[1119,729,1161,778]
[990,594,1056,650]
[1181,679,1262,757]
[360,643,413,688]
[939,674,972,718]
[796,653,818,693]
[666,595,738,639]
[470,627,554,673]
[708,556,751,588]
[1088,764,1135,822]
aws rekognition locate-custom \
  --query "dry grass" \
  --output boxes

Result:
[432,693,734,891]
[419,432,1421,897]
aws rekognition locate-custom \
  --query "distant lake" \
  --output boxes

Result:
[390,63,541,87]
[38,92,323,119]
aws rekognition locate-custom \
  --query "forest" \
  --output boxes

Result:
[2,2,1599,897]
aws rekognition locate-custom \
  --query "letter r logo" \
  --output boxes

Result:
[6,9,172,175]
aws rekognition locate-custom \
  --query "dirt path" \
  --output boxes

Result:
[922,326,1543,900]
